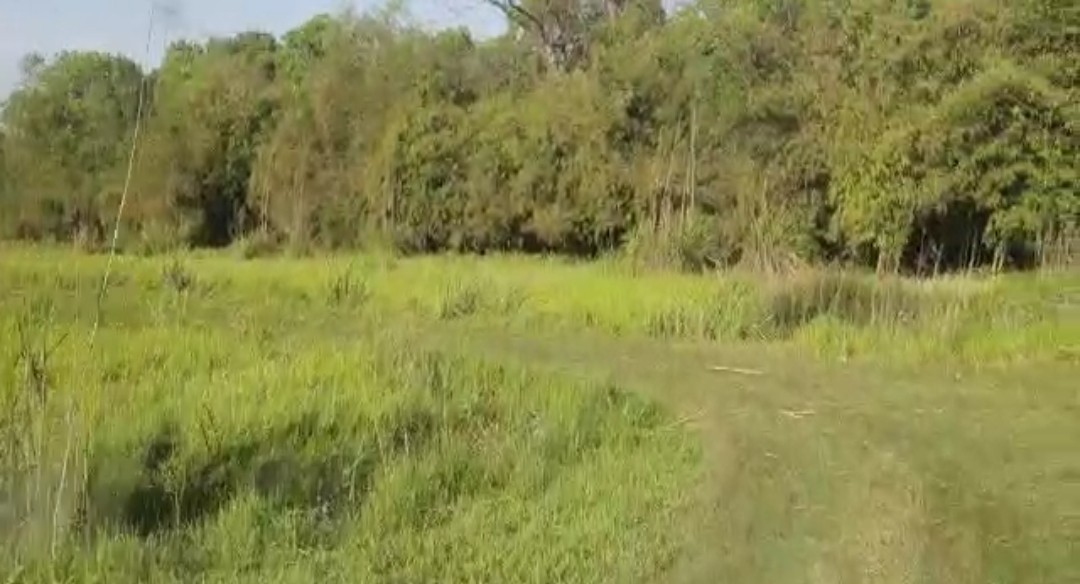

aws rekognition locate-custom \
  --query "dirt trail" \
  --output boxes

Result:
[417,324,1080,584]
[419,327,902,582]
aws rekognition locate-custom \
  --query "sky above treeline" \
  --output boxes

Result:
[0,0,508,98]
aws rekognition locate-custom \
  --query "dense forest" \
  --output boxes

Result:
[0,0,1076,272]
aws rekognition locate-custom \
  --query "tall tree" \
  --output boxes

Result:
[133,33,280,247]
[1,0,1074,269]
[0,51,143,241]
[482,0,624,71]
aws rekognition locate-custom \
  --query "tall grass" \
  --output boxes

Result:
[0,272,697,581]
[1,246,1077,581]
[2,246,1076,367]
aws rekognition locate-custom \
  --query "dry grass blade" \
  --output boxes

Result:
[708,365,765,376]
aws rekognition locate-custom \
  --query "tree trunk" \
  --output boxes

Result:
[604,0,627,21]
[481,0,590,72]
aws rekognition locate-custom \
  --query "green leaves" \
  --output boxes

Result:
[136,35,281,247]
[834,62,1078,269]
[0,51,144,243]
[0,1,1075,270]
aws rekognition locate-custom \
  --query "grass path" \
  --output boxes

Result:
[416,323,1080,583]
[2,248,1077,581]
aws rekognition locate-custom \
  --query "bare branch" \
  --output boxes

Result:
[482,0,547,35]
[480,0,588,72]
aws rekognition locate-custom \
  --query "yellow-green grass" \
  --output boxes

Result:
[0,249,698,582]
[2,246,1078,583]
[450,328,1080,583]
[2,245,1076,367]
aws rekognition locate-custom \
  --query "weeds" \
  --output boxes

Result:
[0,257,698,580]
[14,300,66,408]
[762,270,923,335]
[0,248,1076,581]
[436,280,485,320]
[161,258,195,294]
[327,267,370,309]
[1,298,78,565]
[233,231,282,260]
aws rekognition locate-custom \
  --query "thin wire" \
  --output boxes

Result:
[89,2,155,348]
[50,4,157,561]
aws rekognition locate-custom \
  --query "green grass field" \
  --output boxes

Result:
[1,246,1078,582]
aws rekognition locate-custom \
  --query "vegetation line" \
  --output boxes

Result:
[1,1,1074,271]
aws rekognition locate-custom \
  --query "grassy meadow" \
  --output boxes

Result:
[1,245,1078,582]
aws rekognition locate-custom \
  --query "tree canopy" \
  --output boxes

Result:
[1,0,1076,271]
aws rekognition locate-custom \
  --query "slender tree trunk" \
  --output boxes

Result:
[685,98,698,227]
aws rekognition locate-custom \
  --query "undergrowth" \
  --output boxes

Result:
[0,265,697,581]
[0,247,1077,582]
[2,247,1076,367]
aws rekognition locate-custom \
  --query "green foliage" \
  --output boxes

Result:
[131,35,280,247]
[0,252,698,580]
[1,0,1076,270]
[1,51,143,242]
[834,63,1078,271]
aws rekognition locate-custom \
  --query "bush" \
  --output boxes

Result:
[763,270,927,335]
[623,214,728,273]
[233,230,283,260]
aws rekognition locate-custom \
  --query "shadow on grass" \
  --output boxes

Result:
[84,414,382,538]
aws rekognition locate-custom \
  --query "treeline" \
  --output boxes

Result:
[0,0,1076,272]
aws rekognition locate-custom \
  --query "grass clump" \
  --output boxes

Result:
[644,283,762,341]
[161,257,196,294]
[326,266,371,309]
[762,270,930,335]
[435,279,486,320]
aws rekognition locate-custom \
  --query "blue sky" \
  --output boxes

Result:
[0,0,507,97]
